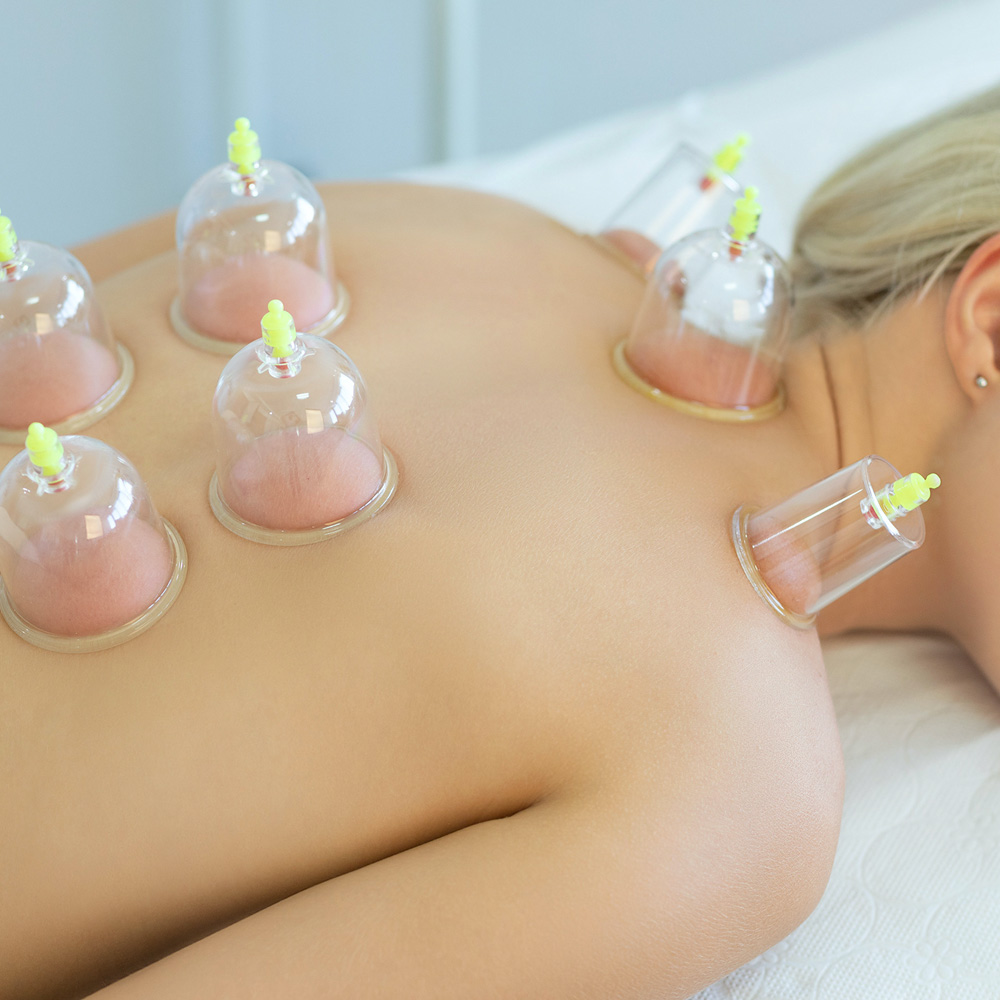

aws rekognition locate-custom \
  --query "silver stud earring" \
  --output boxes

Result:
[975,375,989,388]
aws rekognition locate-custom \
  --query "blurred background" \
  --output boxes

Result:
[3,0,946,247]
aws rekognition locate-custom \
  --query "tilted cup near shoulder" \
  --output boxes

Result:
[0,219,133,441]
[732,455,940,628]
[171,118,348,354]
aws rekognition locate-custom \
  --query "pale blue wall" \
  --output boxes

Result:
[474,0,946,153]
[2,1,217,245]
[0,0,947,247]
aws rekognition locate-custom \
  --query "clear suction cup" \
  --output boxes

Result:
[597,135,747,274]
[0,213,133,442]
[0,424,186,651]
[614,187,791,421]
[210,300,396,544]
[171,118,349,354]
[732,455,941,628]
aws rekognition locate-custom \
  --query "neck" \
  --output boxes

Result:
[775,293,962,639]
[781,330,870,477]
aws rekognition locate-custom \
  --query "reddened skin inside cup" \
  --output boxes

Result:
[626,267,780,409]
[746,514,823,617]
[11,513,173,636]
[222,426,384,530]
[182,249,336,344]
[0,330,119,428]
[599,228,663,273]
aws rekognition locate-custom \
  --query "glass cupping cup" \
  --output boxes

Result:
[0,424,186,651]
[0,213,133,442]
[171,118,349,355]
[210,300,396,544]
[615,187,792,421]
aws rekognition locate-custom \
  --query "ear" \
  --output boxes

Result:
[945,231,1000,402]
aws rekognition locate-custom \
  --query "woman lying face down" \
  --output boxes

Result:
[789,84,1000,682]
[3,87,1000,1000]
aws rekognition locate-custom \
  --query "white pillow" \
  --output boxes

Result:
[411,0,1000,257]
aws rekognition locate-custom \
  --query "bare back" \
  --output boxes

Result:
[1,184,844,1000]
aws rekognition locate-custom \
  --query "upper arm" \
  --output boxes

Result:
[88,773,839,1000]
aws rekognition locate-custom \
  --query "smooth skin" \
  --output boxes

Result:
[2,182,996,1000]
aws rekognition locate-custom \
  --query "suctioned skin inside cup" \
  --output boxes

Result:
[0,330,119,428]
[625,260,780,409]
[745,515,823,618]
[8,513,173,637]
[626,323,779,408]
[599,229,662,273]
[221,427,384,531]
[183,253,335,344]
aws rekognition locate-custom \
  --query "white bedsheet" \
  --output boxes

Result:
[700,633,1000,1000]
[411,2,1000,996]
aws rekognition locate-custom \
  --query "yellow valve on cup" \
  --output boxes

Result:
[228,117,261,176]
[25,423,65,477]
[261,299,296,359]
[0,213,17,262]
[707,132,750,182]
[864,472,941,526]
[728,186,762,246]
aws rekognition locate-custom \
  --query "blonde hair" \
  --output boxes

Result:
[790,86,1000,334]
